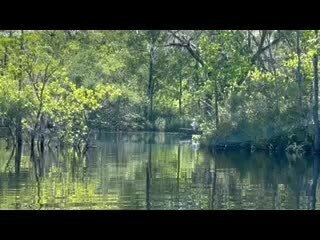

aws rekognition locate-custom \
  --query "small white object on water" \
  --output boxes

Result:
[179,140,191,145]
[192,134,201,143]
[191,118,200,132]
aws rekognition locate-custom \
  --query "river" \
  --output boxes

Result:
[0,131,319,210]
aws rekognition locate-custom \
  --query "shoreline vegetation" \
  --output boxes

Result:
[0,30,320,159]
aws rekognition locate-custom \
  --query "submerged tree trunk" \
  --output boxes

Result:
[14,139,22,174]
[30,132,35,157]
[39,115,45,154]
[15,111,23,155]
[15,118,22,169]
[313,30,320,153]
[40,135,45,153]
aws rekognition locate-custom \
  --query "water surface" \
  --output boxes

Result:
[0,132,318,210]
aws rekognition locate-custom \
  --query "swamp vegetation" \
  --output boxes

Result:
[1,30,320,209]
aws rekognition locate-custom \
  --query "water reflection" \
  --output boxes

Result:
[146,140,152,210]
[0,133,319,209]
[311,156,320,210]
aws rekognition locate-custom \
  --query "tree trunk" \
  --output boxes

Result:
[15,116,22,159]
[15,30,24,156]
[2,31,12,70]
[214,80,219,128]
[313,30,320,153]
[39,115,45,154]
[147,36,156,126]
[308,82,314,138]
[267,33,280,116]
[30,132,35,157]
[179,72,182,116]
[297,30,303,125]
[14,137,22,174]
[40,135,45,153]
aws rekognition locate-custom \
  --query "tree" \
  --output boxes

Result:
[313,30,320,153]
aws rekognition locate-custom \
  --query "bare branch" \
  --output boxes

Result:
[168,30,204,66]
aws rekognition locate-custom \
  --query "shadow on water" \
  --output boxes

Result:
[311,155,320,210]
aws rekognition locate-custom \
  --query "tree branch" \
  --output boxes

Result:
[251,31,281,64]
[168,30,204,66]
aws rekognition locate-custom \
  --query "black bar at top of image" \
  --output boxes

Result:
[1,1,320,29]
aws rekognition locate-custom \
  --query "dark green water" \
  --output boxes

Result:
[0,131,319,210]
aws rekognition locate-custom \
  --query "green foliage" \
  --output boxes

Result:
[1,30,320,154]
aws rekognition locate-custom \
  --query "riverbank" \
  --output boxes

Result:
[204,136,313,156]
[0,126,315,156]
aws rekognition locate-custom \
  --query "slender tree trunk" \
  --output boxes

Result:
[147,32,157,127]
[147,45,154,123]
[14,139,22,174]
[2,31,12,70]
[194,62,201,117]
[267,33,280,116]
[39,115,45,154]
[15,119,22,154]
[297,30,303,125]
[179,72,182,116]
[30,132,35,157]
[15,30,24,162]
[214,80,219,128]
[3,43,8,69]
[309,82,314,138]
[16,113,22,158]
[40,135,45,153]
[313,30,320,153]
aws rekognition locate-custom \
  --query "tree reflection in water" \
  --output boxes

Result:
[0,133,319,210]
[311,155,320,210]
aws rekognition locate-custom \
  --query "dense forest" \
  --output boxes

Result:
[0,30,320,157]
